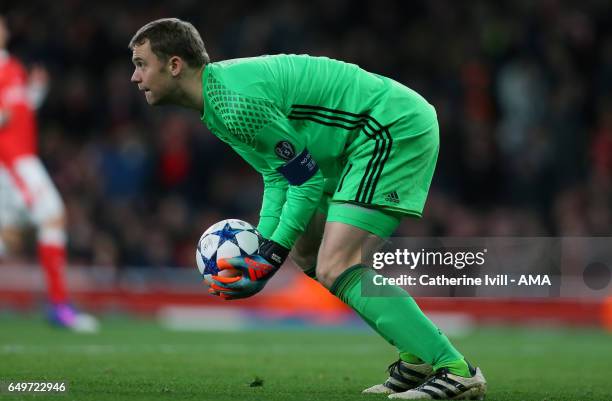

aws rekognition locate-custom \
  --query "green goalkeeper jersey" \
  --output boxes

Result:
[200,54,436,248]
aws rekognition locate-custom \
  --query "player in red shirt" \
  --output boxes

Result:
[0,16,97,332]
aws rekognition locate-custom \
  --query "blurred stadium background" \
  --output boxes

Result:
[0,2,611,399]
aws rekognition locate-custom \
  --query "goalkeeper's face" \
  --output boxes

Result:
[131,40,176,106]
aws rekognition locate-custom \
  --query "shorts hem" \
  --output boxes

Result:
[326,202,401,238]
[330,200,423,219]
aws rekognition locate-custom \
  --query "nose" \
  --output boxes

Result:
[131,69,140,83]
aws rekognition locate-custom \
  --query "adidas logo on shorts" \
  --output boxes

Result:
[384,191,400,204]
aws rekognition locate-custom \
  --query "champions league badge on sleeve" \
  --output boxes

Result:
[275,141,296,161]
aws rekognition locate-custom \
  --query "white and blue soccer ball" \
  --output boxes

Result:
[196,219,261,277]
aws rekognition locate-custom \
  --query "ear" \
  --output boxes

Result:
[168,56,183,77]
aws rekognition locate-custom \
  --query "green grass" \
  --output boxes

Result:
[0,316,611,400]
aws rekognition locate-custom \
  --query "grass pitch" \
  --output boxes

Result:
[0,316,610,401]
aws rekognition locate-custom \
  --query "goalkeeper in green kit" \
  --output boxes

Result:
[129,18,487,400]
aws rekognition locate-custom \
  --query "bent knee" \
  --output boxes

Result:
[314,264,334,288]
[316,245,364,289]
[315,258,353,289]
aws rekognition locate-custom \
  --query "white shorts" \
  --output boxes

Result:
[0,156,65,228]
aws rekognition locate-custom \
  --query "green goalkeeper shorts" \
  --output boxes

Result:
[316,117,439,237]
[334,118,439,217]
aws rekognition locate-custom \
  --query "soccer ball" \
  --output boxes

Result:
[196,219,261,277]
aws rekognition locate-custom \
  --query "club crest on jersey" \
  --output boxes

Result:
[275,141,296,161]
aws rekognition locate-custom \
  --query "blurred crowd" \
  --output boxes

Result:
[2,0,611,268]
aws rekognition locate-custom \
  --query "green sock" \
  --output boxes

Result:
[355,309,396,346]
[399,352,424,364]
[330,264,464,371]
[355,309,423,365]
[443,358,471,377]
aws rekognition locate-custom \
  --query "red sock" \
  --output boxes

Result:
[38,243,68,304]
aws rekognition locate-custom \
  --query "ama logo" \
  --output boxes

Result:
[517,275,551,285]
